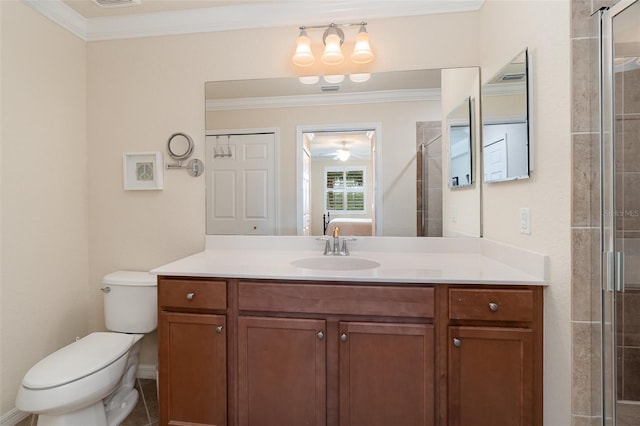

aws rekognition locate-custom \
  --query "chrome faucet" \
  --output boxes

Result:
[332,226,341,254]
[317,226,355,256]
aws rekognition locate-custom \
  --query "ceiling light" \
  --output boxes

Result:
[292,29,315,67]
[351,24,374,64]
[337,149,351,162]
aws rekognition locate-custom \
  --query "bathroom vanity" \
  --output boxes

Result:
[153,236,547,426]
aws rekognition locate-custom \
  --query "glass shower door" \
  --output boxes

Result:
[601,1,640,424]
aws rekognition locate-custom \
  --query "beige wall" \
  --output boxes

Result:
[0,1,88,416]
[0,2,573,423]
[441,67,482,237]
[479,1,571,425]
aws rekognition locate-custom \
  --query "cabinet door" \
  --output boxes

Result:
[238,316,326,426]
[159,312,226,426]
[448,326,534,426]
[339,322,435,426]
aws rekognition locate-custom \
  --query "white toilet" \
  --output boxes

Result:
[15,271,157,426]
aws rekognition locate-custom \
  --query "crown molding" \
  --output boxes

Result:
[23,0,87,40]
[206,88,441,111]
[23,0,484,41]
[482,82,527,96]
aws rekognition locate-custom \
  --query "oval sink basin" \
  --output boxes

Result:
[291,256,381,271]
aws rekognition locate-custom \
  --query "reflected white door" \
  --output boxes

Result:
[483,135,507,182]
[206,133,276,235]
[302,148,311,236]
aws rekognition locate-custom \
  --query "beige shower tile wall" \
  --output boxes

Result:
[570,0,614,424]
[416,121,442,237]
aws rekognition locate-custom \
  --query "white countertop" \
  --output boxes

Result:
[151,236,548,285]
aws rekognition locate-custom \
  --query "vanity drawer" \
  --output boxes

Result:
[238,281,434,318]
[449,288,534,322]
[159,279,227,310]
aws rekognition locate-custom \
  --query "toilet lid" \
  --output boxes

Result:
[22,332,137,390]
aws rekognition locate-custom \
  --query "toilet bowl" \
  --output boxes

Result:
[15,271,157,426]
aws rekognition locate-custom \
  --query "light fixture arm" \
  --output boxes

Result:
[322,24,344,46]
[299,21,367,33]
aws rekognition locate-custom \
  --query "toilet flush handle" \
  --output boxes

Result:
[101,286,111,293]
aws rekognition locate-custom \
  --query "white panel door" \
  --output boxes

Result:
[206,133,276,235]
[483,135,508,182]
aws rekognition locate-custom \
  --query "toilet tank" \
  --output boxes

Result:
[103,271,157,333]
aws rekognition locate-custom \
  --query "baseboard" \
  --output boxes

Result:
[137,363,158,380]
[0,408,30,426]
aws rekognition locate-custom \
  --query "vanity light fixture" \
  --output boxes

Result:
[351,24,374,64]
[292,22,374,67]
[292,28,315,67]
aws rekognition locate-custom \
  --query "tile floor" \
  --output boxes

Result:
[15,379,158,426]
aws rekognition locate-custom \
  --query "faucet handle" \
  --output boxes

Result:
[341,237,356,256]
[316,237,331,255]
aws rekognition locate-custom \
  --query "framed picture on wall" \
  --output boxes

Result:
[123,151,164,190]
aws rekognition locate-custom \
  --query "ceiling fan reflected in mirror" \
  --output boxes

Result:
[308,130,373,162]
[335,141,352,161]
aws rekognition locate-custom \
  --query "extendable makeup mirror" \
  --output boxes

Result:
[166,132,203,177]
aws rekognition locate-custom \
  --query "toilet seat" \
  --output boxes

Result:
[22,332,137,390]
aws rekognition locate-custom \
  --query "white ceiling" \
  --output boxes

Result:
[25,0,485,41]
[62,0,261,18]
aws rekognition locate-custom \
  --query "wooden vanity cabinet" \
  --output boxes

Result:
[158,278,228,426]
[237,316,327,426]
[157,277,543,426]
[445,287,543,426]
[339,321,434,426]
[237,281,436,426]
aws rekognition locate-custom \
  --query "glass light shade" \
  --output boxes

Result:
[322,33,344,65]
[299,75,320,84]
[349,73,371,83]
[351,30,374,64]
[292,33,315,67]
[323,74,345,84]
[337,149,351,161]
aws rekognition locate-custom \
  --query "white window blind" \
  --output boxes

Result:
[324,166,366,213]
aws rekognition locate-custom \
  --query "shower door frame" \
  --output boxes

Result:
[600,1,640,424]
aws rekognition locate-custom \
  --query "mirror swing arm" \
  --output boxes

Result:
[166,132,204,177]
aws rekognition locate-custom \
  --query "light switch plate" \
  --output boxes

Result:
[520,207,531,235]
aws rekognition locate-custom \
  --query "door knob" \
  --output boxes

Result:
[317,331,324,340]
[453,338,461,347]
[186,292,195,300]
[216,325,223,334]
[488,302,498,311]
[340,333,348,342]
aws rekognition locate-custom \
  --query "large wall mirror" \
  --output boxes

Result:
[481,48,530,183]
[205,67,481,237]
